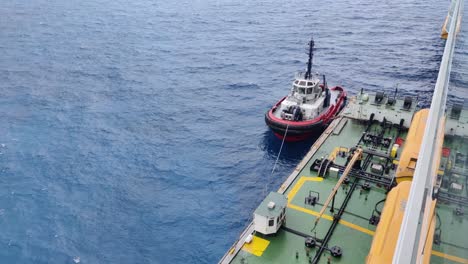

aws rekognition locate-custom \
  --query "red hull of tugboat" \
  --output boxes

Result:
[265,86,347,142]
[273,132,314,142]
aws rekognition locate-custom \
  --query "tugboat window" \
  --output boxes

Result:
[307,82,313,86]
[268,219,274,226]
[306,88,312,94]
[299,88,305,94]
[299,81,306,85]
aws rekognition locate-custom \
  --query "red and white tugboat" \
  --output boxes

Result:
[265,38,347,141]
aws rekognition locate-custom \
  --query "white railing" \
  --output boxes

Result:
[392,0,464,263]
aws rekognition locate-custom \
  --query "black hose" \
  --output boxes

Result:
[436,212,442,231]
[374,199,386,215]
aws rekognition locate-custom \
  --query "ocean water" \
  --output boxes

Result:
[0,0,466,263]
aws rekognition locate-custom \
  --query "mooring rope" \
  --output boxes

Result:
[265,123,289,196]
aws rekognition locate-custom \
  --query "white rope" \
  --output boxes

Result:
[265,123,289,196]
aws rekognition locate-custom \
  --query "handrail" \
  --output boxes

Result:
[392,0,463,263]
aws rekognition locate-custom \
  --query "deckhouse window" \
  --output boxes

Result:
[306,88,312,94]
[299,88,305,94]
[268,219,274,226]
[299,81,306,86]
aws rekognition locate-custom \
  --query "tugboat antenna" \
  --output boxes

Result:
[323,74,327,89]
[305,37,314,79]
[394,83,399,99]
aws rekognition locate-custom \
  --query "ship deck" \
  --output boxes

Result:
[223,94,468,264]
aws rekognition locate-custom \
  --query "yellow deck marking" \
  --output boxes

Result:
[288,203,333,220]
[328,147,349,161]
[287,175,375,237]
[228,246,235,255]
[339,220,375,236]
[283,158,467,263]
[432,250,468,264]
[287,177,323,201]
[288,204,375,236]
[242,235,270,257]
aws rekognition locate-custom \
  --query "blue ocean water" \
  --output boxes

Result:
[0,0,466,263]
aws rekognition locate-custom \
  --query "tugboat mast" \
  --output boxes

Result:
[305,37,314,79]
